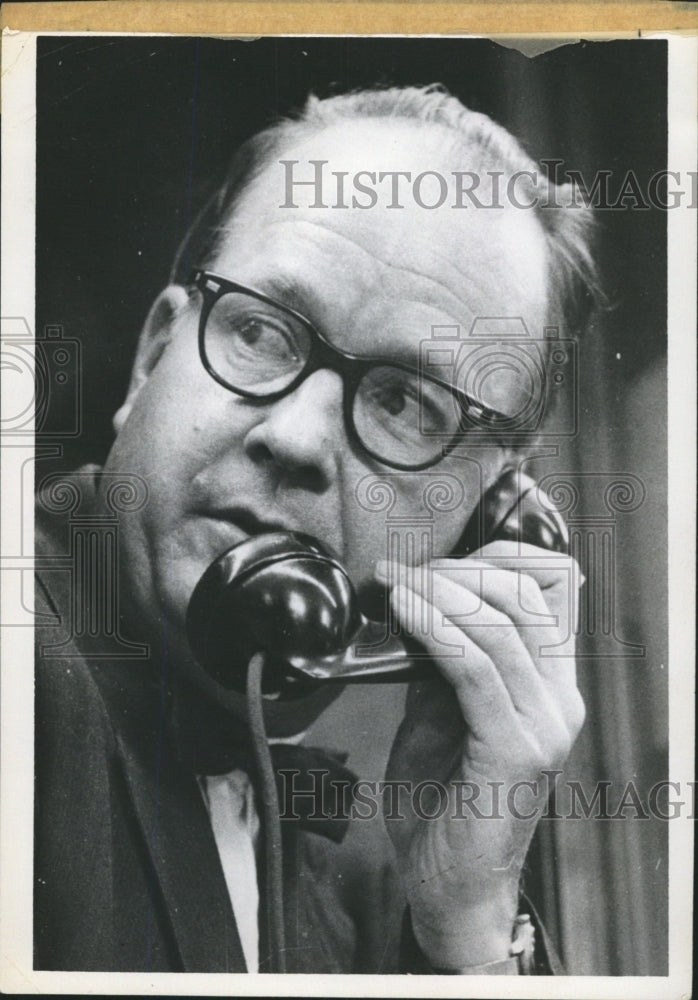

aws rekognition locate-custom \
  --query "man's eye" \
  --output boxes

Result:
[366,374,418,420]
[232,316,299,360]
[376,384,409,417]
[365,369,460,438]
[205,293,312,391]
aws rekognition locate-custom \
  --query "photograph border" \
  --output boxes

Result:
[1,4,696,997]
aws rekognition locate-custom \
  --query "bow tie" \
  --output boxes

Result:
[237,741,358,844]
[168,681,359,843]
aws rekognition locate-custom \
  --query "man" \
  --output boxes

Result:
[34,85,591,974]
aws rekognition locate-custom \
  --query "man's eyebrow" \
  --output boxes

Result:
[256,273,427,371]
[258,274,318,314]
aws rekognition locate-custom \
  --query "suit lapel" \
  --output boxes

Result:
[94,663,248,972]
[115,726,248,972]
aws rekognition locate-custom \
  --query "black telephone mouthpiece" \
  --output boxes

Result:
[186,532,364,692]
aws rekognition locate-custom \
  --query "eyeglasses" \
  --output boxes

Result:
[190,269,507,471]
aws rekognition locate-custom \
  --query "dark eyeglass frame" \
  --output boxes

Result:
[190,268,506,471]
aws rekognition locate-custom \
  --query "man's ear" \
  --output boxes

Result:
[112,285,190,434]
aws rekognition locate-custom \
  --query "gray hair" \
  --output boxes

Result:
[172,84,600,333]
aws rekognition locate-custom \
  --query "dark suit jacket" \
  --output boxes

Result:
[33,478,560,974]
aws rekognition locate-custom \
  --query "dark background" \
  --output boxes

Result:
[36,36,669,975]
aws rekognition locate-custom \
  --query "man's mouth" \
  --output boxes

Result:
[199,505,345,580]
[202,506,338,561]
[208,506,299,539]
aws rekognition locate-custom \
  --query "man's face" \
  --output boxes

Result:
[102,119,549,655]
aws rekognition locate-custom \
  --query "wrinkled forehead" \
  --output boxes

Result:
[210,119,550,359]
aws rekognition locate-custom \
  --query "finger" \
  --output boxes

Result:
[427,565,582,735]
[393,583,579,767]
[380,559,583,741]
[378,543,582,637]
[433,565,559,662]
[405,572,566,729]
[424,545,580,680]
[432,562,577,689]
[391,583,529,754]
[473,540,584,632]
[379,556,568,694]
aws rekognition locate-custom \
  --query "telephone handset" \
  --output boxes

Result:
[186,469,568,697]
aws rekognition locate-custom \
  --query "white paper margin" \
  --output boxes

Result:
[1,26,695,999]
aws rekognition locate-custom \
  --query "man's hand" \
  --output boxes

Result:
[378,541,585,970]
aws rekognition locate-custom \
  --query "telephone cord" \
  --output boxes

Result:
[246,652,287,974]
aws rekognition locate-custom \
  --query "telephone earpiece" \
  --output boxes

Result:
[186,469,568,695]
[455,467,569,556]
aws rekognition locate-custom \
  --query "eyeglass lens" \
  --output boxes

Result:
[204,289,461,466]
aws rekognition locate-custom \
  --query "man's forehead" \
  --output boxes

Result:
[211,117,550,351]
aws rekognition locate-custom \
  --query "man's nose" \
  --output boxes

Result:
[243,368,346,489]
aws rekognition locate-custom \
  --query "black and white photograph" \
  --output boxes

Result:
[0,26,695,997]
